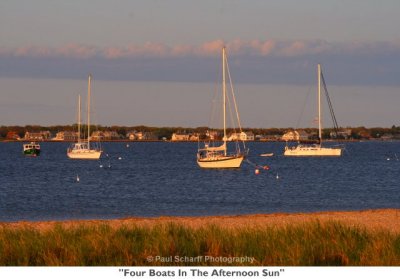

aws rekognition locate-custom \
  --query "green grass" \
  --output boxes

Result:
[0,221,399,266]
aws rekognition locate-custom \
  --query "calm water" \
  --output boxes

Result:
[0,141,398,221]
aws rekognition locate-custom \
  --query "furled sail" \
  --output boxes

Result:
[200,143,226,152]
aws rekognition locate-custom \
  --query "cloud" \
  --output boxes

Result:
[2,39,400,60]
[1,44,97,59]
[1,39,400,85]
[171,44,192,56]
[195,40,225,56]
[249,40,276,56]
[56,44,97,58]
[14,46,53,57]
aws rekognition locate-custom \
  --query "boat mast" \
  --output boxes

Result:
[78,94,81,143]
[318,64,322,147]
[87,74,91,149]
[222,47,227,156]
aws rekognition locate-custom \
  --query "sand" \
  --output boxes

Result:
[2,209,399,233]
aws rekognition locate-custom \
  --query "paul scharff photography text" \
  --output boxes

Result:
[147,255,255,264]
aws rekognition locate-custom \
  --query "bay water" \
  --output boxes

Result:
[0,141,398,221]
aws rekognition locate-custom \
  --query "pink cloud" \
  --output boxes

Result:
[56,44,97,58]
[14,46,53,57]
[103,47,125,59]
[196,40,225,56]
[103,43,171,58]
[142,42,169,57]
[226,39,245,54]
[279,41,307,56]
[9,44,97,58]
[249,40,276,56]
[124,45,142,57]
[171,44,192,56]
[2,40,400,60]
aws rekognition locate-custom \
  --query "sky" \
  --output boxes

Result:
[1,0,400,128]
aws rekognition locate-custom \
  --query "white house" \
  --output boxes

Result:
[206,130,219,140]
[281,130,309,141]
[171,133,190,141]
[53,131,78,141]
[24,131,51,141]
[127,131,157,140]
[228,131,255,141]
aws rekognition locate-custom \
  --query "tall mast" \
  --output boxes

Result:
[222,47,227,155]
[318,64,322,146]
[78,94,81,143]
[87,74,91,148]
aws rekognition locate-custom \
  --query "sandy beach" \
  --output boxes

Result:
[3,208,399,233]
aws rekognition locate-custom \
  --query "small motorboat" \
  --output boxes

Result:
[23,142,41,157]
[260,153,274,157]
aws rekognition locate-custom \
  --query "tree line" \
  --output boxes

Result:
[1,125,400,140]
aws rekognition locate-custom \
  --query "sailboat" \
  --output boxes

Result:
[284,64,343,157]
[67,74,103,159]
[197,47,247,168]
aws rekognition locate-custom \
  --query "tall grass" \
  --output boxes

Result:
[0,221,399,266]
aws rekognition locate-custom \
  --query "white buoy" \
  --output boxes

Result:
[276,173,279,179]
[76,175,80,182]
[126,144,129,148]
[118,157,122,160]
[100,164,103,168]
[387,158,390,161]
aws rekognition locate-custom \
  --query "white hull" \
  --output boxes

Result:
[67,149,102,159]
[260,153,274,157]
[284,146,342,157]
[197,155,244,168]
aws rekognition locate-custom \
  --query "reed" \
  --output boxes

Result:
[0,221,399,266]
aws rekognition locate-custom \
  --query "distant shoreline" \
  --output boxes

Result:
[0,139,395,143]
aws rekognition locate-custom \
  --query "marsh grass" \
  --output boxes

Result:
[0,221,399,266]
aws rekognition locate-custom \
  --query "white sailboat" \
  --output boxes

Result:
[67,74,102,159]
[284,64,343,157]
[197,47,247,168]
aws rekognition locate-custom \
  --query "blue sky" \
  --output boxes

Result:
[1,1,400,127]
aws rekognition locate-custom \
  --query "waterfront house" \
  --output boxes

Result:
[6,131,21,140]
[24,131,51,141]
[228,131,255,141]
[281,130,310,141]
[126,131,157,140]
[53,131,78,141]
[171,133,190,141]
